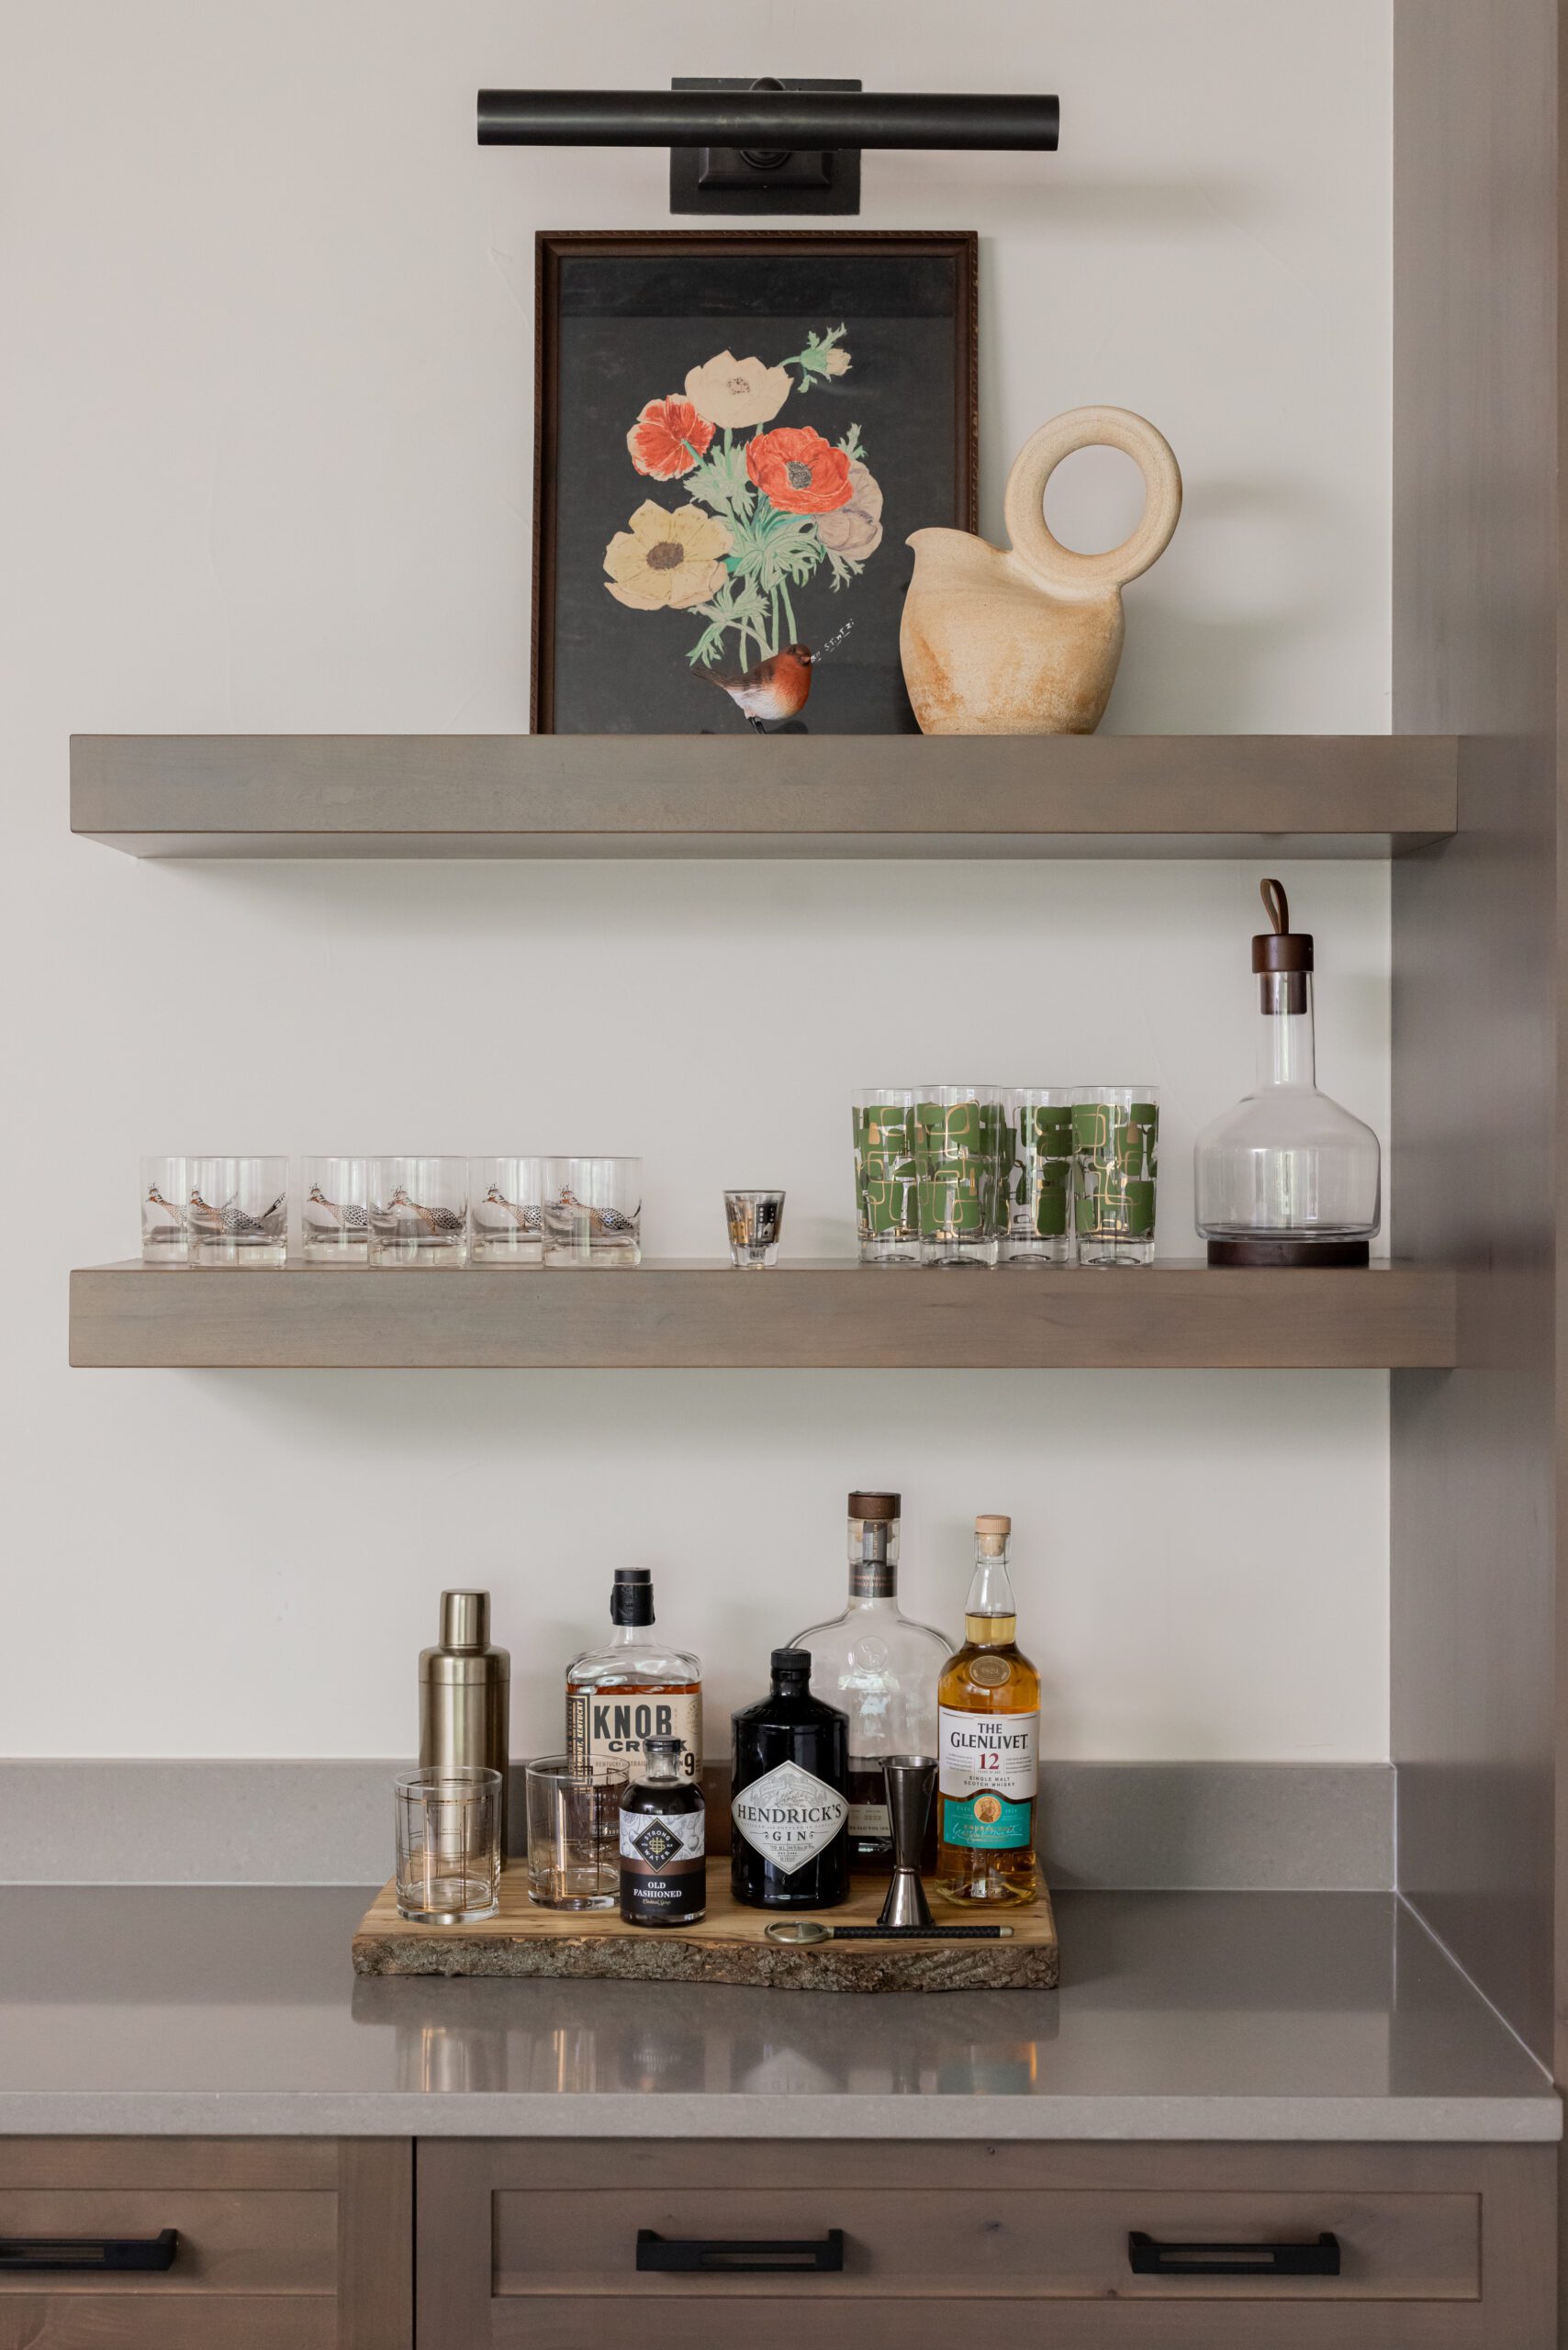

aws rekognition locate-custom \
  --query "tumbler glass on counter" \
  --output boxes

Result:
[914,1085,1002,1268]
[1003,1088,1075,1267]
[140,1156,191,1266]
[1071,1085,1160,1267]
[723,1189,785,1269]
[525,1757,617,1910]
[186,1157,288,1268]
[852,1090,919,1266]
[395,1764,502,1924]
[542,1158,642,1267]
[369,1158,470,1268]
[302,1157,371,1266]
[470,1157,549,1266]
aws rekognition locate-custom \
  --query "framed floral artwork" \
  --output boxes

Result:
[532,231,979,733]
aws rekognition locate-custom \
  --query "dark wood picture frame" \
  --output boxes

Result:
[532,229,979,735]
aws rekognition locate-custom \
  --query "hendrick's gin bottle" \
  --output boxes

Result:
[730,1649,849,1909]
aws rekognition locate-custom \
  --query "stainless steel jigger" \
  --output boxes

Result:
[878,1755,936,1929]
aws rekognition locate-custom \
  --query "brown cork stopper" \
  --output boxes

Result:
[975,1513,1012,1535]
[849,1491,901,1520]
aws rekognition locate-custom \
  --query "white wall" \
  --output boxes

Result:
[0,1,1393,1765]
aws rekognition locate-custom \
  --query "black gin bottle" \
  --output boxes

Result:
[730,1649,850,1909]
[619,1735,706,1927]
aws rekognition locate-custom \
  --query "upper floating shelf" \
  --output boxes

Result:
[69,1259,1456,1371]
[69,734,1461,861]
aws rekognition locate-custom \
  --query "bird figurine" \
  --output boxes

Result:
[707,643,814,732]
[145,1184,186,1231]
[387,1184,465,1237]
[554,1185,639,1238]
[486,1184,543,1235]
[188,1187,285,1240]
[308,1182,368,1235]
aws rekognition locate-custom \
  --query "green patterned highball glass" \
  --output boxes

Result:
[915,1085,1003,1268]
[1071,1086,1159,1267]
[1003,1087,1075,1267]
[853,1090,920,1265]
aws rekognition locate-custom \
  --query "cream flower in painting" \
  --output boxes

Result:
[825,347,851,375]
[814,458,883,561]
[603,500,733,610]
[684,349,793,431]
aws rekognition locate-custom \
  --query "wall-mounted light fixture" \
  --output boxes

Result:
[476,78,1059,216]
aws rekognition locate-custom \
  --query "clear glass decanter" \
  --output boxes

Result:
[790,1493,954,1869]
[1194,878,1381,1266]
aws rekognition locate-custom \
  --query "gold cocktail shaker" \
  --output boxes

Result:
[420,1591,511,1852]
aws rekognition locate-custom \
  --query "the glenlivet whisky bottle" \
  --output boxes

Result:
[731,1649,850,1909]
[566,1568,701,1791]
[935,1515,1039,1908]
[790,1491,953,1870]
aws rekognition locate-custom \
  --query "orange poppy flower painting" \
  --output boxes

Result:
[533,234,978,733]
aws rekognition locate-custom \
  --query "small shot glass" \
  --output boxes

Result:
[853,1090,920,1266]
[470,1157,548,1267]
[395,1764,501,1924]
[724,1189,785,1269]
[542,1158,642,1268]
[302,1157,371,1266]
[525,1757,617,1910]
[915,1086,1002,1269]
[186,1157,288,1268]
[140,1156,191,1267]
[1003,1088,1075,1267]
[1071,1085,1160,1268]
[369,1158,469,1269]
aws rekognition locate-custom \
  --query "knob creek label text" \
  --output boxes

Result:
[568,1690,701,1786]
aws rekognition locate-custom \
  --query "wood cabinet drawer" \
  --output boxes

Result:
[494,2183,1478,2300]
[0,2139,410,2350]
[417,2139,1556,2350]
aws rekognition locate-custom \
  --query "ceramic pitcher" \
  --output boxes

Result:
[901,406,1182,735]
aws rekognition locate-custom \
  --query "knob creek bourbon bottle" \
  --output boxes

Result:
[566,1568,702,1792]
[730,1649,850,1909]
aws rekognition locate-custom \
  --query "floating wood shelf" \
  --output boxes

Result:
[68,1259,1457,1371]
[69,733,1461,860]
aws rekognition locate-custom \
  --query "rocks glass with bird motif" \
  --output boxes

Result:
[186,1157,288,1268]
[469,1157,548,1266]
[368,1158,470,1269]
[542,1158,642,1268]
[140,1156,191,1266]
[302,1157,372,1266]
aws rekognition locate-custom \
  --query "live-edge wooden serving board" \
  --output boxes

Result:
[353,1870,1058,1993]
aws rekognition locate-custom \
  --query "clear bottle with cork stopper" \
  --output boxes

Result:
[790,1491,953,1871]
[420,1590,511,1852]
[1194,878,1382,1266]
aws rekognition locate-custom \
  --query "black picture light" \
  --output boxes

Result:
[476,78,1059,215]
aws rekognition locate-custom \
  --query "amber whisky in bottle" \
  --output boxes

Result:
[566,1568,701,1791]
[935,1515,1039,1908]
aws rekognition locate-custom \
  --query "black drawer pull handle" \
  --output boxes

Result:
[0,2230,179,2274]
[636,2228,844,2275]
[1128,2230,1340,2279]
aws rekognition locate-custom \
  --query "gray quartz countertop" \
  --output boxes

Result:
[0,1886,1555,2141]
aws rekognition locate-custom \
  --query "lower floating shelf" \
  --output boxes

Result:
[352,1870,1059,1992]
[67,1259,1457,1371]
